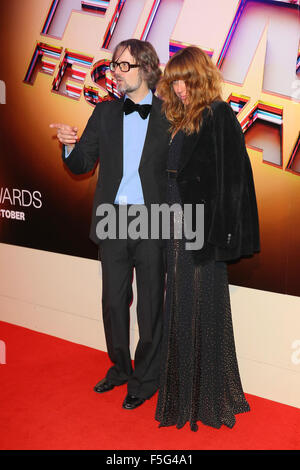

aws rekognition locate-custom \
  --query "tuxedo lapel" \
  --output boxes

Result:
[139,95,162,171]
[105,99,124,178]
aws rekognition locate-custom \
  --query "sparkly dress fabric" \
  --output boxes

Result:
[155,131,250,431]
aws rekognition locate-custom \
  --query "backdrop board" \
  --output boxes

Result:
[0,0,299,296]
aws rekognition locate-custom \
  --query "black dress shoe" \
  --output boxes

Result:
[94,378,115,393]
[122,394,145,410]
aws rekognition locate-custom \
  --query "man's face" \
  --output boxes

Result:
[112,47,145,95]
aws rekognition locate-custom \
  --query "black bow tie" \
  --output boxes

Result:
[123,98,152,119]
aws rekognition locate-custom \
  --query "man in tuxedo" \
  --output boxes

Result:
[50,39,169,410]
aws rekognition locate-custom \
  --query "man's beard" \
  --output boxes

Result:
[115,72,143,95]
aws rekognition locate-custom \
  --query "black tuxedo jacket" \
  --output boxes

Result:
[63,94,170,244]
[176,100,260,263]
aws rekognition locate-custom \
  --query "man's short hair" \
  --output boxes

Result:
[113,39,161,90]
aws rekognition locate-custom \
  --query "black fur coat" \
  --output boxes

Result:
[176,100,260,263]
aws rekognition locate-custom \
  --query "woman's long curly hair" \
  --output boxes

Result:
[157,46,223,135]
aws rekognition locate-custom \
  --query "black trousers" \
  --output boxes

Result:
[99,236,166,399]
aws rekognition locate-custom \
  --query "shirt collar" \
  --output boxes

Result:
[124,90,153,105]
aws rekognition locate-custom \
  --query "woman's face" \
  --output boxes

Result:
[172,80,187,104]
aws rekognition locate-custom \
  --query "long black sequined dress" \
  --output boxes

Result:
[155,131,250,431]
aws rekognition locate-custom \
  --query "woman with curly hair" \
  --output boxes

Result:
[155,46,260,431]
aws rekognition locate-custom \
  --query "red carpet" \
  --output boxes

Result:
[0,321,299,450]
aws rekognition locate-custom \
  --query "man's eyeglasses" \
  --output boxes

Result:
[109,61,140,73]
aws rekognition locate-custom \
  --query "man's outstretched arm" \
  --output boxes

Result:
[50,105,100,174]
